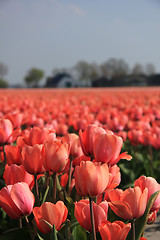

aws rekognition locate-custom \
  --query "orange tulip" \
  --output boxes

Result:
[98,220,131,240]
[74,161,109,197]
[42,140,69,173]
[106,165,121,189]
[62,133,83,158]
[22,144,45,175]
[0,182,35,219]
[18,126,56,146]
[79,124,106,157]
[93,132,132,166]
[0,119,13,145]
[3,164,34,189]
[33,201,68,234]
[74,199,108,232]
[108,186,148,220]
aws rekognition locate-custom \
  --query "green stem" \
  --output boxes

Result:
[3,145,7,165]
[34,174,40,206]
[131,219,135,240]
[66,157,73,194]
[19,218,22,228]
[25,216,34,240]
[53,172,57,203]
[89,197,96,240]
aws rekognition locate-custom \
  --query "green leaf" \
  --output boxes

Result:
[50,224,58,240]
[0,227,30,240]
[72,225,87,240]
[37,233,45,240]
[126,190,160,240]
[42,185,50,204]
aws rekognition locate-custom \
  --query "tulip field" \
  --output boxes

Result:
[0,87,160,240]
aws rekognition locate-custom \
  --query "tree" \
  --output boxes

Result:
[24,68,44,87]
[100,58,129,79]
[132,63,144,75]
[145,63,156,76]
[0,78,8,88]
[0,62,8,78]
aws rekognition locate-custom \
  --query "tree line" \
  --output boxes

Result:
[0,58,157,88]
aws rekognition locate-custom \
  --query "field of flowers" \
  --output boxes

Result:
[0,87,160,240]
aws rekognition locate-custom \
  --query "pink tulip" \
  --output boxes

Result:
[0,182,35,219]
[0,119,13,145]
[134,176,160,212]
[74,199,108,232]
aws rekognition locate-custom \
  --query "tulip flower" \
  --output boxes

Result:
[134,176,160,212]
[5,145,22,165]
[0,119,13,145]
[108,186,148,220]
[74,161,109,197]
[107,165,121,189]
[74,199,108,232]
[17,126,56,146]
[3,164,34,189]
[93,132,132,166]
[79,124,106,157]
[33,201,68,234]
[42,140,69,173]
[22,144,45,175]
[62,133,83,158]
[0,182,35,219]
[98,220,131,240]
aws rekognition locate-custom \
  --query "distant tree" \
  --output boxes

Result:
[24,68,44,87]
[132,63,144,75]
[145,63,156,76]
[0,62,8,78]
[100,58,129,79]
[52,67,69,77]
[0,78,8,88]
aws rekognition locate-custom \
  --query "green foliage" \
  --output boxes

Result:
[0,78,8,88]
[24,68,44,87]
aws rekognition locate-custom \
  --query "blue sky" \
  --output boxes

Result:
[1,0,160,85]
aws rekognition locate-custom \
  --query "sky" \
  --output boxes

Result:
[1,0,160,86]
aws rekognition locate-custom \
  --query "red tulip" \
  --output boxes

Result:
[74,199,108,232]
[5,145,22,165]
[0,182,35,219]
[42,140,69,173]
[98,220,131,240]
[108,186,148,220]
[93,133,132,166]
[22,144,45,175]
[0,119,13,145]
[33,201,68,234]
[3,164,34,189]
[79,124,106,157]
[134,176,160,212]
[74,161,109,197]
